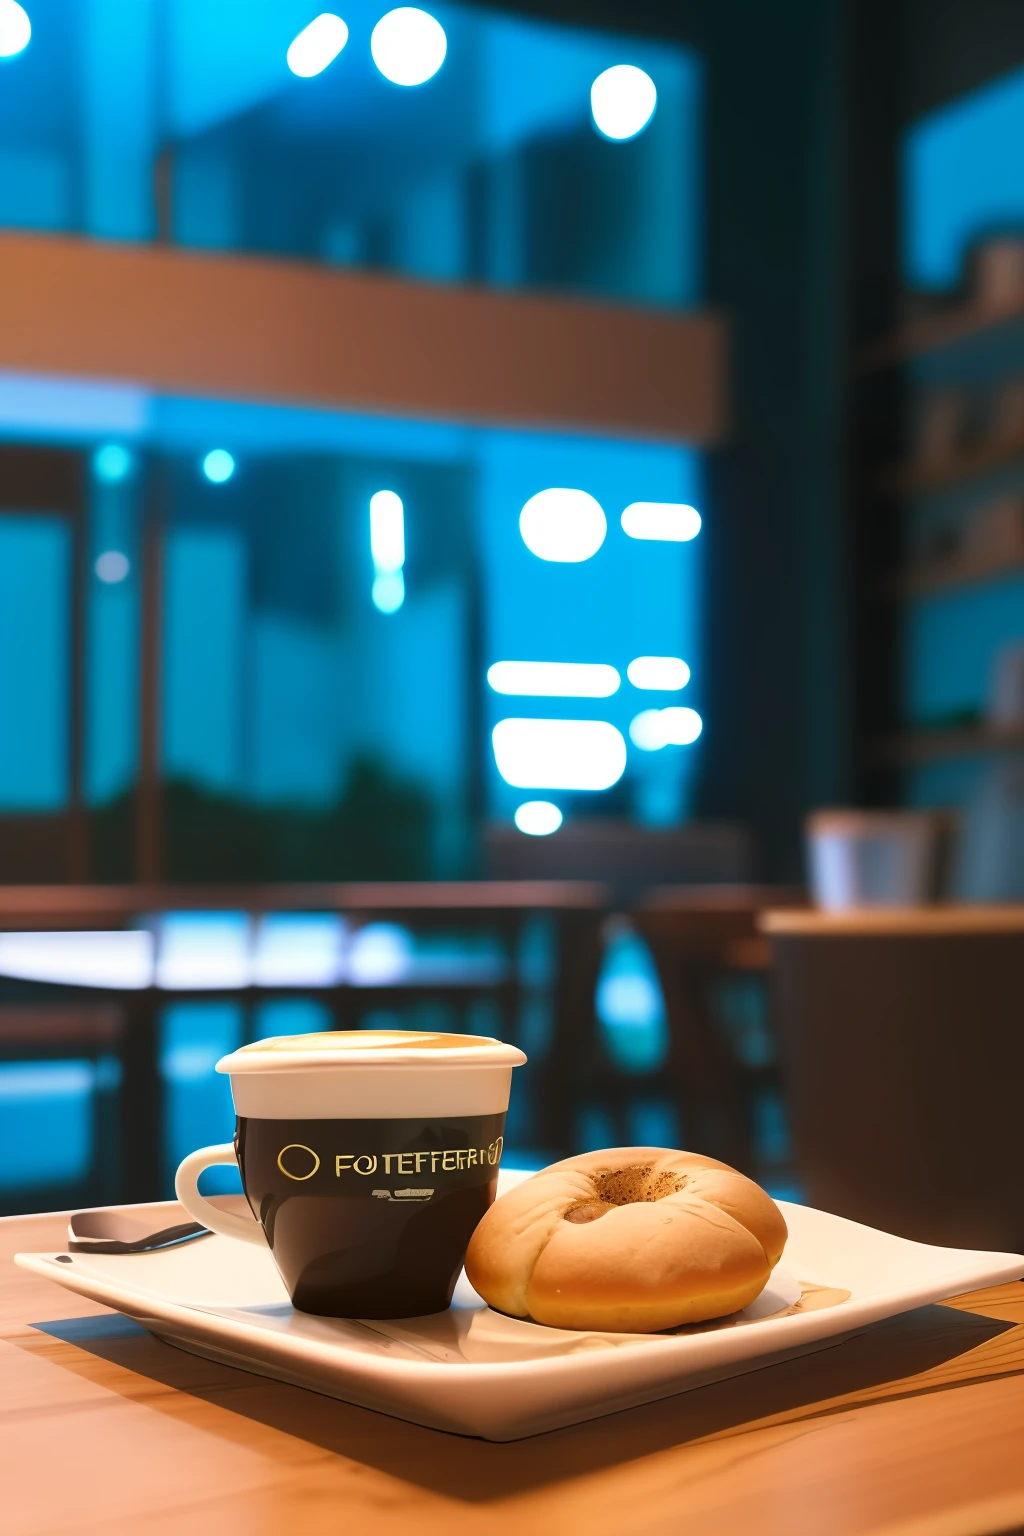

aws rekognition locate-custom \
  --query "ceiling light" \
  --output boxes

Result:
[492,718,626,790]
[590,65,657,142]
[0,1,31,58]
[514,801,563,836]
[629,706,703,750]
[621,502,701,541]
[287,12,349,77]
[519,488,607,563]
[371,7,446,87]
[627,656,690,691]
[487,661,619,697]
[660,706,702,745]
[0,930,152,989]
[629,709,666,752]
[370,489,405,573]
[202,449,235,484]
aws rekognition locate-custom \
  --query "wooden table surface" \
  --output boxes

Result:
[4,1203,1024,1536]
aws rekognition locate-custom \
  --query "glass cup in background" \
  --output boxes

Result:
[806,810,940,910]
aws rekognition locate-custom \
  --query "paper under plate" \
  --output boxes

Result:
[16,1172,1024,1440]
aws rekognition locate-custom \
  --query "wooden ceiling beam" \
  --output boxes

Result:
[0,234,726,443]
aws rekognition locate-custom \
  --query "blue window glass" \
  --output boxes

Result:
[160,999,243,1195]
[0,516,70,809]
[0,383,705,874]
[0,1060,95,1190]
[0,0,700,307]
[594,925,669,1076]
[87,464,140,805]
[903,63,1024,291]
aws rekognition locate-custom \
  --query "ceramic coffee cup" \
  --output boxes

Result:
[175,1030,526,1318]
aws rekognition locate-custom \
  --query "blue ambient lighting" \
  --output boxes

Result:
[519,488,607,563]
[93,443,134,484]
[590,65,657,142]
[514,801,563,836]
[487,661,620,697]
[347,923,413,984]
[492,718,626,790]
[202,449,236,484]
[0,1,31,59]
[0,1061,95,1191]
[371,8,446,87]
[287,12,349,77]
[904,64,1024,290]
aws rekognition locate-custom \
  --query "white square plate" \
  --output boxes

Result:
[16,1171,1023,1441]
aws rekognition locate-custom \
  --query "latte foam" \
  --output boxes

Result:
[236,1030,504,1057]
[220,1030,525,1081]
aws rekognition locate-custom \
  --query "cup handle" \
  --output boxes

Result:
[174,1143,266,1246]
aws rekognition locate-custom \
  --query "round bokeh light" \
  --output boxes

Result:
[519,488,607,563]
[514,801,563,837]
[371,8,447,87]
[287,12,349,77]
[202,449,236,484]
[95,550,130,584]
[0,1,31,58]
[590,65,657,142]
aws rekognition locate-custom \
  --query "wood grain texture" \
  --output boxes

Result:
[4,1205,1024,1536]
[0,234,726,443]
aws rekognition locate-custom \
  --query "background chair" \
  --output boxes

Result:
[763,908,1024,1251]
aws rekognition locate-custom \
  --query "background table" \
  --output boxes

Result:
[4,1201,1024,1536]
[0,882,610,1202]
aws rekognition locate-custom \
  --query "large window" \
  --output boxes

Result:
[0,0,700,307]
[0,388,701,879]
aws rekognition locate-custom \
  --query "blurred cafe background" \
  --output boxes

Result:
[0,0,1023,1251]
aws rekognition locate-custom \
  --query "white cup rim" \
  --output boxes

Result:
[217,1030,526,1075]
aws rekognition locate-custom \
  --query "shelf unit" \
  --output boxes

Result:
[878,548,1024,600]
[854,283,1024,807]
[870,432,1024,499]
[873,722,1024,767]
[858,296,1024,372]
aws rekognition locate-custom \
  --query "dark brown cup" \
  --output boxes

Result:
[175,1030,525,1317]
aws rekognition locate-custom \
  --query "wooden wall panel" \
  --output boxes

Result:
[0,234,726,443]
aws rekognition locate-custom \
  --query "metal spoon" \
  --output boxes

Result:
[67,1209,211,1255]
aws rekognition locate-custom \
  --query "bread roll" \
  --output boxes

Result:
[465,1147,788,1333]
